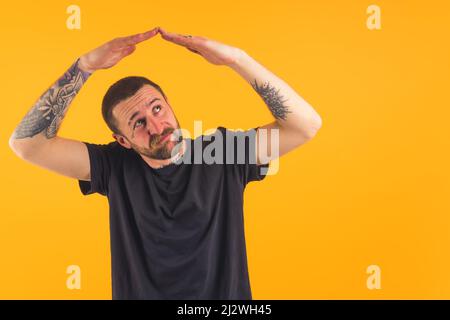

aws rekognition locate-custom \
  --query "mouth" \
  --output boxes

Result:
[158,133,171,144]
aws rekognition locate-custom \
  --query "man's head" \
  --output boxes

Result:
[102,76,183,160]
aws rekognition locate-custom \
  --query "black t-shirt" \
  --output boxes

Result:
[78,126,269,299]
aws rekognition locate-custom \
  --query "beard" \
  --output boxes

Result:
[130,125,184,160]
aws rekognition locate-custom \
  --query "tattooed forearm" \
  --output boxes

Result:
[251,79,291,121]
[12,59,91,139]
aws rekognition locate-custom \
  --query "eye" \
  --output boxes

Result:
[134,118,146,129]
[153,105,162,113]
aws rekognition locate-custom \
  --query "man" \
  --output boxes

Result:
[9,26,322,299]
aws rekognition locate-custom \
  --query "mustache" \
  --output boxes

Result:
[149,127,175,148]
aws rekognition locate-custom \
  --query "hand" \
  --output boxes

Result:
[158,27,244,67]
[78,27,160,73]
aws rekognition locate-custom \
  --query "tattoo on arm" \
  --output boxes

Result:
[251,79,291,121]
[12,59,91,139]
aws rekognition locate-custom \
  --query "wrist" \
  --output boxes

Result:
[227,49,250,69]
[77,56,95,74]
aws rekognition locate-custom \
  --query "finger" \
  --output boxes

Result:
[159,27,194,48]
[119,27,159,47]
[186,47,201,55]
[122,45,137,57]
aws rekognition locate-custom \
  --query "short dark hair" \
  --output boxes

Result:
[102,76,167,134]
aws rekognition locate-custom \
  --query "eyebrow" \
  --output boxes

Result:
[127,97,161,128]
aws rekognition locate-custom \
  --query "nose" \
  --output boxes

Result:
[146,115,165,136]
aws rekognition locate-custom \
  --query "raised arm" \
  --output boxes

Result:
[9,27,160,180]
[158,28,322,165]
[227,50,322,164]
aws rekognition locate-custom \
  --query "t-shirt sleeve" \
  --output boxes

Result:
[78,141,118,196]
[219,126,270,186]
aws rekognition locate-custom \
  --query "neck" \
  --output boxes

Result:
[141,139,186,169]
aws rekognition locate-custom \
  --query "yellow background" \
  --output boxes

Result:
[1,0,449,299]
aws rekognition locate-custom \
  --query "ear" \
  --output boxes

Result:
[113,133,132,149]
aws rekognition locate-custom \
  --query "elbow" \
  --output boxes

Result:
[301,113,322,140]
[9,136,21,158]
[9,135,17,152]
[9,135,29,160]
[311,113,323,134]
